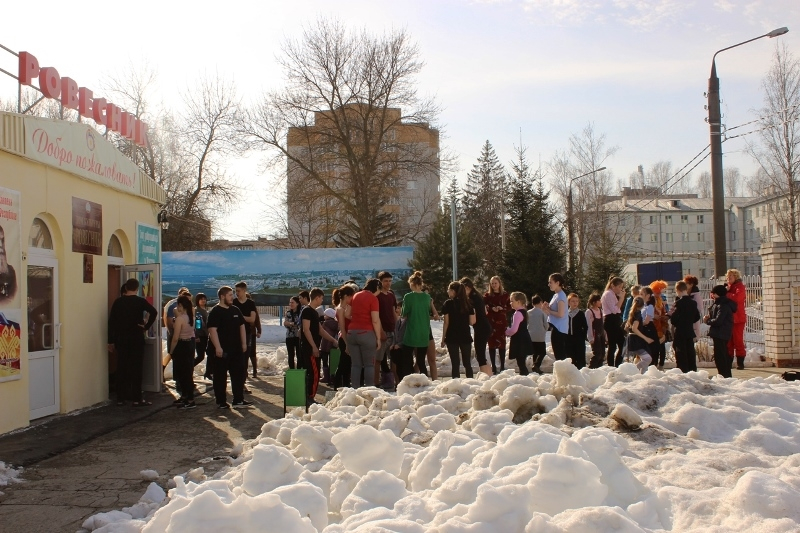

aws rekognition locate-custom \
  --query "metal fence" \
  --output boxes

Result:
[695,275,764,361]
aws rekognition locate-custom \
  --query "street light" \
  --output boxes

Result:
[708,26,788,277]
[567,167,606,273]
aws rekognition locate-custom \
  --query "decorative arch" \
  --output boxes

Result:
[110,230,133,264]
[27,213,64,258]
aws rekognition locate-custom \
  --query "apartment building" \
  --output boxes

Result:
[286,104,440,248]
[602,188,755,278]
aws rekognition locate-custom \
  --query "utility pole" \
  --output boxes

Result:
[707,26,788,277]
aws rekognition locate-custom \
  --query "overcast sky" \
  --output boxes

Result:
[2,0,798,241]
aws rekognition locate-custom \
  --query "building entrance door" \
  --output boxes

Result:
[122,264,162,392]
[27,256,60,419]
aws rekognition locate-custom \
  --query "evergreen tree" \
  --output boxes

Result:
[580,227,625,299]
[462,141,506,275]
[499,146,565,299]
[409,203,482,306]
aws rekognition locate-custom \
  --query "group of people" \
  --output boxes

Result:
[108,268,749,409]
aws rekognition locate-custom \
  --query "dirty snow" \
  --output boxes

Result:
[78,353,800,532]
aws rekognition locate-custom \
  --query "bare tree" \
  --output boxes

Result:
[242,19,444,248]
[648,160,673,191]
[724,166,742,197]
[697,171,712,198]
[102,69,241,250]
[746,43,800,241]
[549,123,620,284]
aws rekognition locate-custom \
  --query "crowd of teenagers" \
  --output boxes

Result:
[107,268,748,410]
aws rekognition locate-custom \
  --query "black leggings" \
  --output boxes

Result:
[172,339,195,402]
[447,341,473,378]
[604,315,625,367]
[334,337,352,389]
[473,332,489,367]
[193,335,208,366]
[285,337,300,369]
[399,345,428,381]
[713,337,732,378]
[489,347,506,372]
[550,328,567,361]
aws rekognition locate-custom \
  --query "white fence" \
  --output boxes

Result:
[695,275,764,362]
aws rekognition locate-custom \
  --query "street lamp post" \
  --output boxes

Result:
[567,167,606,273]
[708,26,788,277]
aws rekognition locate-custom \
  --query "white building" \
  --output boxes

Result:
[602,188,757,278]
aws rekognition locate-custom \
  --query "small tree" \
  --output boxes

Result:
[409,203,481,306]
[580,227,626,299]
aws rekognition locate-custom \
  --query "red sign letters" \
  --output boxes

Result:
[18,51,149,148]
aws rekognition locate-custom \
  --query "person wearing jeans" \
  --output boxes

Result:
[347,279,383,388]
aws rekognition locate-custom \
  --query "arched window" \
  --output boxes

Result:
[107,234,123,257]
[30,218,53,250]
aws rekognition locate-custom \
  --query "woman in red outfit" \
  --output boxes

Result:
[726,269,747,370]
[484,276,510,374]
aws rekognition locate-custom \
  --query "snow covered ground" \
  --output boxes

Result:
[80,345,800,532]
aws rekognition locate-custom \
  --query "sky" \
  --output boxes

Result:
[1,0,799,241]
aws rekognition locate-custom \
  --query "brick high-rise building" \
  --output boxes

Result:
[286,104,440,248]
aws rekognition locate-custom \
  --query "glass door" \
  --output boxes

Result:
[122,263,162,392]
[27,256,60,419]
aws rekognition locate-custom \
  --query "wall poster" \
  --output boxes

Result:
[0,187,21,382]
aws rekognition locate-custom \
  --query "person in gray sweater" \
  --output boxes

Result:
[528,295,549,374]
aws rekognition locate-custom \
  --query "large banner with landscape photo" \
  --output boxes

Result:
[162,247,414,304]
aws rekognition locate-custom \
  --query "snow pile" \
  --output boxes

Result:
[0,461,22,495]
[84,361,800,532]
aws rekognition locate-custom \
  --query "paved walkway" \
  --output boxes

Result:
[0,375,327,533]
[0,365,791,532]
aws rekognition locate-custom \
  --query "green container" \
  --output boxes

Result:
[284,369,307,415]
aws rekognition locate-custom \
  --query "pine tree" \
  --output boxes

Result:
[462,141,506,275]
[409,203,482,306]
[499,146,565,298]
[580,228,625,298]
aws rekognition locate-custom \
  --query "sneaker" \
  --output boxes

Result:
[172,398,185,405]
[178,401,196,410]
[217,403,230,410]
[232,400,254,409]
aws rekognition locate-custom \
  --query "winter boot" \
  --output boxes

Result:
[380,371,396,391]
[736,356,745,371]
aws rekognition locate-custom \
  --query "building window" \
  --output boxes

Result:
[406,180,417,190]
[634,215,642,225]
[700,268,706,278]
[650,233,658,242]
[681,232,689,242]
[697,215,704,223]
[681,214,688,223]
[769,224,774,236]
[697,233,704,242]
[665,215,673,224]
[731,231,736,241]
[636,234,642,242]
[665,233,673,242]
[619,217,626,226]
[649,215,657,224]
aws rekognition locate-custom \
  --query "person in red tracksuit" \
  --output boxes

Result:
[725,269,747,371]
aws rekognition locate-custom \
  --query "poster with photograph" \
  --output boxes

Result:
[0,187,21,382]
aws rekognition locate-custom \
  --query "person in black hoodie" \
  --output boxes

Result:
[670,281,700,373]
[704,284,736,378]
[566,293,589,369]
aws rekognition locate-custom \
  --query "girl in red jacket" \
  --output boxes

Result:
[725,269,747,370]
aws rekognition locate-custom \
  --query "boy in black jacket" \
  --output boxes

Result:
[704,285,736,378]
[670,281,700,373]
